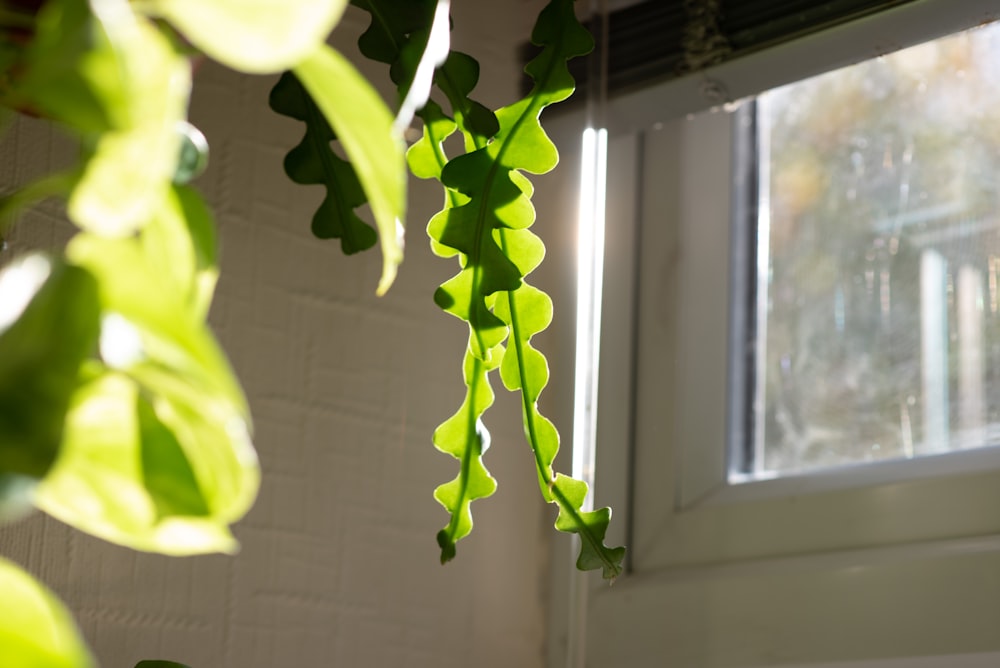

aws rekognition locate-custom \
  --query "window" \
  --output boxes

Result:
[745,21,1000,479]
[546,1,1000,666]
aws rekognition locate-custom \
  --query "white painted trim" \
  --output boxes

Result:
[588,535,1000,667]
[762,653,1000,668]
[715,445,1000,506]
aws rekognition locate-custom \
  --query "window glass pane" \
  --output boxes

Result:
[751,21,1000,477]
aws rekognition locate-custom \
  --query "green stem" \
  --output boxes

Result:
[501,278,552,488]
[442,354,485,543]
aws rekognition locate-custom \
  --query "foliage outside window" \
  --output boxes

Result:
[755,21,1000,475]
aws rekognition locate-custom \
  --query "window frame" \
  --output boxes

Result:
[546,1,1000,666]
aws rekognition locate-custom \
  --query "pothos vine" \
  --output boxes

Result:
[0,0,624,664]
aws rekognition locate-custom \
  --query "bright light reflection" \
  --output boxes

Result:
[0,254,52,332]
[572,127,608,511]
[100,313,144,369]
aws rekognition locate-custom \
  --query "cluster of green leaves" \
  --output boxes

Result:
[0,0,624,664]
[0,0,411,665]
[272,0,625,579]
[419,0,624,579]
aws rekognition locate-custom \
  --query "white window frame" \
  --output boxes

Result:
[548,1,1000,666]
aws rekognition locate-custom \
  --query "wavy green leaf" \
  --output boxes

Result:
[294,44,406,295]
[552,475,626,573]
[270,0,440,261]
[268,71,376,254]
[407,100,458,183]
[390,0,451,133]
[433,347,499,563]
[428,0,624,578]
[434,51,499,149]
[0,558,95,668]
[140,0,347,73]
[409,48,497,271]
[497,0,623,581]
[407,100,466,258]
[495,279,624,580]
[352,0,478,263]
[349,1,482,141]
[351,0,437,65]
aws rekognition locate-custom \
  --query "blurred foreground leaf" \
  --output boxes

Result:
[141,0,348,73]
[35,369,256,555]
[0,254,99,485]
[0,558,95,668]
[33,188,258,555]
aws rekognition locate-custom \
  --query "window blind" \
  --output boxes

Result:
[523,0,917,99]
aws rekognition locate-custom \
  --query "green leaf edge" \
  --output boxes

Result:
[294,44,406,296]
[427,0,625,578]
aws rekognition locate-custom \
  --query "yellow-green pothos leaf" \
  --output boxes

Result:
[0,558,95,668]
[68,8,190,237]
[42,193,259,554]
[66,227,246,418]
[295,44,406,295]
[139,0,347,73]
[35,369,257,555]
[8,0,190,236]
[12,0,129,134]
[0,254,100,487]
[139,186,219,321]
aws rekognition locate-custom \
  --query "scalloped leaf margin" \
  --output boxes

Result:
[426,0,624,578]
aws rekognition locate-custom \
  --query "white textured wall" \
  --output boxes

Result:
[0,3,583,666]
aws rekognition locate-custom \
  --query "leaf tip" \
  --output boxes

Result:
[436,529,457,564]
[375,218,405,296]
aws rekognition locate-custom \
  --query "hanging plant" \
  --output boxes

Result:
[0,0,624,663]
